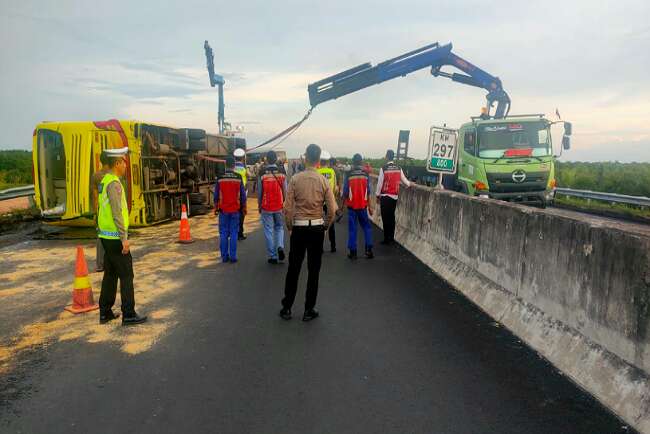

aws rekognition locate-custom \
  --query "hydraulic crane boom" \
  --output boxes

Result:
[308,42,511,118]
[204,40,226,133]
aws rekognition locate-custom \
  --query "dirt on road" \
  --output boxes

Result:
[0,200,260,375]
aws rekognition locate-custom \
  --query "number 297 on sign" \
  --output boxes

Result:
[427,128,458,175]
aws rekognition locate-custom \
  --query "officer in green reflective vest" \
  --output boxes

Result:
[317,150,338,252]
[97,148,147,326]
[233,147,248,240]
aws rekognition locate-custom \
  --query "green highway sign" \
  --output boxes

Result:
[426,126,458,175]
[430,157,455,170]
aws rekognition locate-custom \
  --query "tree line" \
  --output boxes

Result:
[555,161,650,197]
[0,150,33,187]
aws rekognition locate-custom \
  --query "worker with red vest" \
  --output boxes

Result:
[375,149,411,245]
[257,150,287,264]
[214,156,247,263]
[343,153,374,259]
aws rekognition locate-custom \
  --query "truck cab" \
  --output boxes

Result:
[455,114,569,207]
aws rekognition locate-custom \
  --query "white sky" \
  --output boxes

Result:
[1,0,649,161]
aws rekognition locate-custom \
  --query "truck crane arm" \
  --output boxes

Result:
[204,40,226,133]
[308,42,511,118]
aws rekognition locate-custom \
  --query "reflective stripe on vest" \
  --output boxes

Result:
[317,167,336,192]
[346,169,369,209]
[381,163,402,196]
[217,172,243,213]
[260,168,285,212]
[97,173,129,239]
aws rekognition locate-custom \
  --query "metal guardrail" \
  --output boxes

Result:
[555,188,650,207]
[0,185,35,201]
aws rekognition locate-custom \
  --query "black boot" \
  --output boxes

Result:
[365,247,374,259]
[302,309,319,322]
[122,312,148,326]
[99,311,120,324]
[347,250,357,260]
[279,308,292,320]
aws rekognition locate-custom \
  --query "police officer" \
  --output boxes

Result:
[280,144,337,322]
[257,150,287,264]
[92,151,110,272]
[233,148,248,240]
[214,156,247,263]
[343,153,374,259]
[97,148,147,325]
[317,150,338,252]
[376,149,411,244]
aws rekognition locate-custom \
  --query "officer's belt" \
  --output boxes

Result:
[293,218,324,227]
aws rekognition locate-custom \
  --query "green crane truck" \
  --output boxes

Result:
[306,41,573,207]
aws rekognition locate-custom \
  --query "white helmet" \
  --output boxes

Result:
[233,148,245,158]
[320,150,331,160]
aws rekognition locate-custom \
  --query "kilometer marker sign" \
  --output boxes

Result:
[426,126,458,175]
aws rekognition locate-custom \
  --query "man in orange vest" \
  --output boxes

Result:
[214,156,247,263]
[257,150,287,264]
[343,153,374,259]
[375,149,411,245]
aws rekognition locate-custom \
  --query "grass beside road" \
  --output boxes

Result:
[554,195,650,223]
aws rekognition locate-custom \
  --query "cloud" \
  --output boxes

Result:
[1,0,649,162]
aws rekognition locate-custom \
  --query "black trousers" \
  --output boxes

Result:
[99,238,136,316]
[282,225,325,311]
[239,211,245,237]
[380,196,398,242]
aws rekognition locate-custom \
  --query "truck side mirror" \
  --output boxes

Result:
[562,135,571,150]
[564,122,572,136]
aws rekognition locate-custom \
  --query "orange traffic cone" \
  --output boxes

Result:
[178,203,194,244]
[64,246,100,314]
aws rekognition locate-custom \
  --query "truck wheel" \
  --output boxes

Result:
[458,182,470,195]
[186,129,206,140]
[188,139,207,151]
[190,192,206,205]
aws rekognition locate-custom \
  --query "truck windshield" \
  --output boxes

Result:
[477,122,550,158]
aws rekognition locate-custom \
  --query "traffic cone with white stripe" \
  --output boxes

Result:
[178,204,194,244]
[64,246,99,314]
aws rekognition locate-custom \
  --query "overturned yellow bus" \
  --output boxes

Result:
[33,119,245,226]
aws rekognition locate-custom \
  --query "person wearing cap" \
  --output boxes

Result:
[233,148,248,240]
[280,143,337,322]
[317,150,338,253]
[257,150,287,264]
[376,149,411,245]
[342,153,374,260]
[214,156,247,263]
[92,151,111,272]
[97,148,147,325]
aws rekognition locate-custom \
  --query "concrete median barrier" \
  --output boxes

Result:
[370,178,650,433]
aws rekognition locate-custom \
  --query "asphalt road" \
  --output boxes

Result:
[0,219,632,433]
